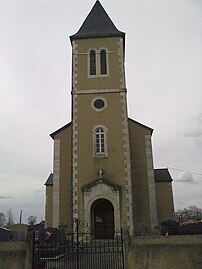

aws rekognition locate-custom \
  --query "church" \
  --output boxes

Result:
[44,1,175,238]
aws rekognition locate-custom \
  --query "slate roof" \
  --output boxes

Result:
[44,173,53,186]
[70,1,125,40]
[128,118,154,134]
[50,122,71,139]
[154,168,173,182]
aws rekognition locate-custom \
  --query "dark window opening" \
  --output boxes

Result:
[100,49,107,75]
[94,99,105,109]
[90,50,96,75]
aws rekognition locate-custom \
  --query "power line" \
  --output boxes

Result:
[167,167,202,176]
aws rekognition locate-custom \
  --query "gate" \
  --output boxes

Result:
[32,228,125,269]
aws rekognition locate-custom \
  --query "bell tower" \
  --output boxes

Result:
[70,1,134,235]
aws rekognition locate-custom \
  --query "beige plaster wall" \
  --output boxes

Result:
[54,126,72,227]
[128,120,153,232]
[156,181,175,222]
[46,125,72,228]
[76,92,125,184]
[76,92,128,228]
[75,37,123,90]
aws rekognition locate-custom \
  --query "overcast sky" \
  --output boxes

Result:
[0,0,201,223]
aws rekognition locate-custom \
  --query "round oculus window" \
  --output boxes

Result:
[94,99,105,109]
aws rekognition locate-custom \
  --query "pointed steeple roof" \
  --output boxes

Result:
[70,1,125,40]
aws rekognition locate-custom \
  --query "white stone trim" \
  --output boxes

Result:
[118,36,133,235]
[145,135,158,230]
[120,92,134,236]
[72,88,126,95]
[91,97,107,112]
[52,139,60,227]
[83,182,121,232]
[72,94,78,220]
[117,38,126,89]
[72,41,79,221]
[72,41,78,91]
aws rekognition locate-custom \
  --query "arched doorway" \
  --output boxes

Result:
[91,199,114,239]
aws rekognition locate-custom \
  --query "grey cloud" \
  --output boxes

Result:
[190,113,202,124]
[195,113,202,123]
[176,172,198,184]
[35,189,44,193]
[0,196,13,199]
[185,113,202,138]
[185,130,202,138]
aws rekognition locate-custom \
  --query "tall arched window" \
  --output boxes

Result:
[96,128,105,153]
[90,50,96,75]
[100,49,107,74]
[94,126,108,157]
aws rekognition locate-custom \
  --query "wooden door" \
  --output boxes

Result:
[92,199,114,239]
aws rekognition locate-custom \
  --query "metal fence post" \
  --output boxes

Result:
[31,232,35,269]
[76,218,79,269]
[121,229,125,269]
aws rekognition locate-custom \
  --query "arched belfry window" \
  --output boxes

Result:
[89,48,108,77]
[93,126,108,157]
[90,50,96,75]
[100,49,107,75]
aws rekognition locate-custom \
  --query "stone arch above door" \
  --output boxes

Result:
[82,178,121,234]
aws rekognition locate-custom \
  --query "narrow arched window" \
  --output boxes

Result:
[90,50,96,75]
[100,49,107,74]
[95,128,105,153]
[93,126,108,157]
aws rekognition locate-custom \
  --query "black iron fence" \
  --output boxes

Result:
[32,229,125,269]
